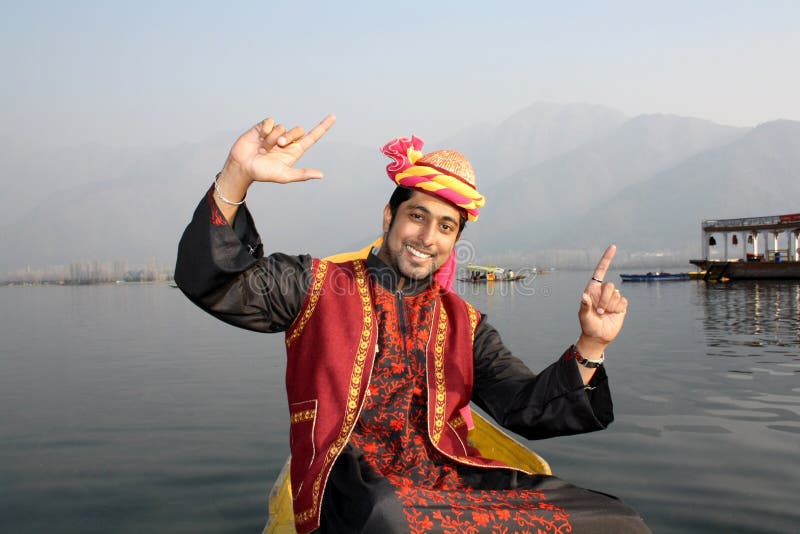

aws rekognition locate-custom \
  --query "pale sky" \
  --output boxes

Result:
[2,0,799,151]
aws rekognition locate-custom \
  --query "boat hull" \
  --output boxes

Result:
[459,275,528,283]
[689,260,800,280]
[620,273,689,282]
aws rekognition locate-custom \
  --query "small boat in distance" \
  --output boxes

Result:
[460,264,527,283]
[620,272,690,282]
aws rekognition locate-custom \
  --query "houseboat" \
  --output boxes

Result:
[689,212,800,280]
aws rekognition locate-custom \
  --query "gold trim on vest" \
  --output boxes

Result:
[302,259,375,528]
[467,303,479,341]
[450,414,466,428]
[430,304,448,445]
[286,260,329,348]
[295,507,314,525]
[291,409,316,424]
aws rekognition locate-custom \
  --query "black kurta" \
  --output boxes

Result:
[175,189,650,533]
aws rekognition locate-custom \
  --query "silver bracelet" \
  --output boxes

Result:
[214,172,246,206]
[570,344,605,368]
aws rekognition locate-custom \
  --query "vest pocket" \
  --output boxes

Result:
[288,399,318,498]
[448,414,471,456]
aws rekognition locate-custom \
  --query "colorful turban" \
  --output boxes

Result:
[381,136,485,222]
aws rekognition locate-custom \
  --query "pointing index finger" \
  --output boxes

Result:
[587,244,617,289]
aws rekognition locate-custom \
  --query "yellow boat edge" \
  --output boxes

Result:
[263,410,552,533]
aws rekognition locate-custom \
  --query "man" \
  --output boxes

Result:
[175,115,649,533]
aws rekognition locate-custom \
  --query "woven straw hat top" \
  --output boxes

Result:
[416,150,477,189]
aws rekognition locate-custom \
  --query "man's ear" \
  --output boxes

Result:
[382,204,392,233]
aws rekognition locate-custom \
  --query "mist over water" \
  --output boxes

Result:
[1,273,798,533]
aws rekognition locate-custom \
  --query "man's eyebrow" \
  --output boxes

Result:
[408,204,431,214]
[408,204,458,225]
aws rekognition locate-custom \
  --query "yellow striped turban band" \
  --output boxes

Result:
[381,136,485,221]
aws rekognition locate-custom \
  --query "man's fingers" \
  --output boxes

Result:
[587,244,617,290]
[280,167,324,183]
[265,124,286,147]
[278,125,306,147]
[256,117,275,137]
[618,296,628,314]
[604,290,628,314]
[297,114,337,151]
[603,288,624,313]
[596,282,617,314]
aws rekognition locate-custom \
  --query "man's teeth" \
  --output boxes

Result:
[406,245,431,259]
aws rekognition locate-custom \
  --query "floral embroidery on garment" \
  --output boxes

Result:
[348,282,571,533]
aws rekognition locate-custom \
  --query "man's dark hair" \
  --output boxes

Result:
[387,186,467,234]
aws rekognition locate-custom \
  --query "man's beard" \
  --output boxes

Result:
[382,237,440,281]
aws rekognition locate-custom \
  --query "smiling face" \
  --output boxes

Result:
[377,190,462,281]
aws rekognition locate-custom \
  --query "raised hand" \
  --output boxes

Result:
[212,114,336,223]
[226,114,337,185]
[578,244,628,349]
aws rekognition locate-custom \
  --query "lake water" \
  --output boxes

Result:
[1,272,798,533]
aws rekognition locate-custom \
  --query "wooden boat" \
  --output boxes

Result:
[620,272,690,282]
[462,263,527,283]
[263,411,551,533]
[458,274,528,283]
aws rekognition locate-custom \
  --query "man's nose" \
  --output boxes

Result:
[418,223,436,247]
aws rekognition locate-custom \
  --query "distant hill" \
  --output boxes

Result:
[554,120,800,257]
[3,103,799,274]
[0,141,158,227]
[471,114,747,254]
[1,137,231,271]
[439,102,628,187]
[0,139,385,272]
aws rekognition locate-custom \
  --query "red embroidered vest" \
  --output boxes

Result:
[284,258,510,533]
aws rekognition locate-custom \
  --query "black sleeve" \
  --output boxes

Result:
[174,186,312,333]
[471,315,614,440]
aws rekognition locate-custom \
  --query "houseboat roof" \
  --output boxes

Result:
[702,212,800,232]
[466,263,505,274]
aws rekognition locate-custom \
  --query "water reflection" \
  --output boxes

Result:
[376,276,800,532]
[697,280,800,351]
[694,280,800,437]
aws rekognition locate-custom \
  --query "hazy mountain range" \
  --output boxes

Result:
[2,102,799,274]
